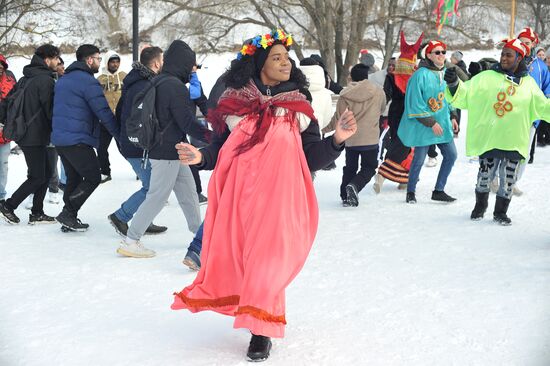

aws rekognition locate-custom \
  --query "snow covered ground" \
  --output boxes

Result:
[1,50,550,365]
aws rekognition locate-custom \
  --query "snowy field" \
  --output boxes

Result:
[1,50,550,365]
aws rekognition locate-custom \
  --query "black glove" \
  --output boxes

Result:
[444,68,458,86]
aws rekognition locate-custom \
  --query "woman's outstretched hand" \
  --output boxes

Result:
[333,108,357,145]
[175,142,202,165]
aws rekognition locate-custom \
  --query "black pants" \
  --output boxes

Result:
[6,146,54,215]
[190,165,202,194]
[428,145,438,159]
[97,125,112,176]
[536,121,550,145]
[46,146,59,193]
[340,147,379,200]
[56,144,101,217]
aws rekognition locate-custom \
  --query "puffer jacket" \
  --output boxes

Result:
[51,61,119,148]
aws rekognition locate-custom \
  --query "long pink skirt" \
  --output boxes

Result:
[171,115,319,338]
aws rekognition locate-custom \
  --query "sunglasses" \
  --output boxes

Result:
[431,50,447,55]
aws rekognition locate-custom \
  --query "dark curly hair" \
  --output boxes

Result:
[224,41,309,93]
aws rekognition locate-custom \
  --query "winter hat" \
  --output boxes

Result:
[422,40,447,58]
[350,63,369,82]
[468,61,482,77]
[501,38,529,58]
[0,54,8,69]
[108,53,121,62]
[535,46,545,54]
[517,27,539,45]
[451,51,463,62]
[309,54,326,69]
[359,49,375,68]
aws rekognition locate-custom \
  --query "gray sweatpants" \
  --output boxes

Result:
[127,159,201,241]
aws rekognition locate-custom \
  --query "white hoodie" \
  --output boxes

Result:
[299,65,334,129]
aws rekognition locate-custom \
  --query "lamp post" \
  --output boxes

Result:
[132,0,139,61]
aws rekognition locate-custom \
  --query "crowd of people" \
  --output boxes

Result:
[0,26,549,362]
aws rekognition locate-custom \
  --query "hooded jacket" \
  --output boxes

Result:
[299,64,333,129]
[97,51,127,112]
[9,55,56,146]
[323,79,386,147]
[51,61,119,148]
[148,40,209,160]
[115,62,156,158]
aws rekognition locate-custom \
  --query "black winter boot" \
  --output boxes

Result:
[246,334,272,362]
[470,191,489,220]
[493,196,512,226]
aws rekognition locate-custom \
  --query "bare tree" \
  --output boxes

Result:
[0,0,57,54]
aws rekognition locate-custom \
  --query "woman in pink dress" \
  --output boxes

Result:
[171,29,357,362]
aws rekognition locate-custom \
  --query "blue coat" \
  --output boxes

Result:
[528,57,550,127]
[398,65,454,147]
[51,61,119,148]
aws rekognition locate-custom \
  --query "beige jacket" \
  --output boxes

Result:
[323,79,386,147]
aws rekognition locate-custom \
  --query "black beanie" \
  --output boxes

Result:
[350,63,370,82]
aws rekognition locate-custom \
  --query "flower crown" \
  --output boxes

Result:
[237,29,293,60]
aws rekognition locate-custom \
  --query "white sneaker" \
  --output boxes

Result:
[48,191,60,204]
[24,194,33,210]
[397,183,407,190]
[116,239,156,258]
[373,174,385,194]
[513,185,523,196]
[490,177,499,193]
[425,157,438,167]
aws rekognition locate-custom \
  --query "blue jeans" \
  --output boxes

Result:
[188,221,203,254]
[0,143,10,200]
[407,140,457,193]
[114,158,151,223]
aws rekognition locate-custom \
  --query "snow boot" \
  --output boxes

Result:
[345,184,359,207]
[431,190,456,202]
[493,196,512,226]
[406,192,416,204]
[246,334,272,362]
[470,191,489,220]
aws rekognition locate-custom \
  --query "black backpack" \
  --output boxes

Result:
[2,78,31,141]
[126,76,173,151]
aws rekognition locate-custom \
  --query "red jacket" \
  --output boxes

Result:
[0,56,16,144]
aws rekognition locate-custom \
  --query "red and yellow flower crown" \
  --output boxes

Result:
[237,29,293,60]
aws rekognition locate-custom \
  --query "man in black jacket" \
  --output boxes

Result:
[108,46,167,237]
[0,44,60,224]
[117,40,209,258]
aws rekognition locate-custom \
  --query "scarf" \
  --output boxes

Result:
[208,80,316,154]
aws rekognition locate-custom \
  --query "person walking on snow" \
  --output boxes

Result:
[171,29,357,362]
[97,52,127,183]
[323,63,386,207]
[397,40,459,204]
[445,38,550,225]
[0,45,60,225]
